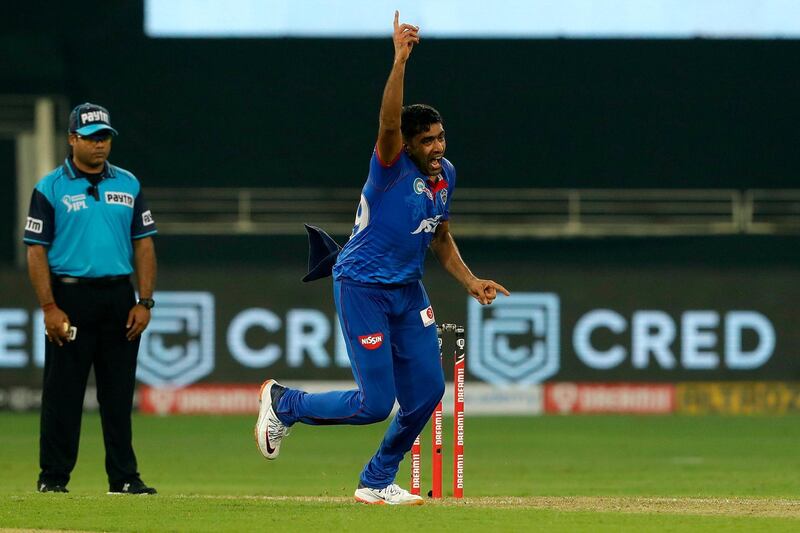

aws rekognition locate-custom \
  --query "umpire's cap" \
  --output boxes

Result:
[302,224,342,282]
[68,103,119,136]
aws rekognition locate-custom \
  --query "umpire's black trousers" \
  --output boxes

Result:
[39,277,141,487]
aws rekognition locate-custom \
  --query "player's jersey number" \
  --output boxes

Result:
[350,194,370,239]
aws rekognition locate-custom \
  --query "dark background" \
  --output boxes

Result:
[3,2,799,268]
[4,1,799,191]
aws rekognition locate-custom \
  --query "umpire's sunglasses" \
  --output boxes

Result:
[76,132,113,143]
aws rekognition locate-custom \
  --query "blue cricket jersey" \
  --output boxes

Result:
[333,147,456,285]
[23,158,157,277]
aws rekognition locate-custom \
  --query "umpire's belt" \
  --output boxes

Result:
[53,274,129,286]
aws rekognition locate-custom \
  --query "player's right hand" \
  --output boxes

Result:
[466,278,511,306]
[393,11,419,63]
[44,306,71,346]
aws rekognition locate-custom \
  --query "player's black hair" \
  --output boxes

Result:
[401,104,443,139]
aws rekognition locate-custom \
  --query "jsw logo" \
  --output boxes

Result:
[411,215,442,235]
[358,333,384,350]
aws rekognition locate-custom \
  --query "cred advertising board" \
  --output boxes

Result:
[0,265,797,388]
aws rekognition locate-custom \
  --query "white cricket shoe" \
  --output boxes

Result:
[254,379,289,460]
[354,483,424,506]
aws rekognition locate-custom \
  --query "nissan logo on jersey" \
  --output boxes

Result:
[359,333,384,350]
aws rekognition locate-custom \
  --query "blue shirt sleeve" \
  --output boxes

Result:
[368,145,405,191]
[131,190,158,238]
[23,188,54,245]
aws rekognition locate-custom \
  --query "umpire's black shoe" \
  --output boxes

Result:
[38,481,68,493]
[108,479,157,495]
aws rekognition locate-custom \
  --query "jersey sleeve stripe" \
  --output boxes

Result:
[131,230,158,240]
[374,144,402,168]
[24,237,51,246]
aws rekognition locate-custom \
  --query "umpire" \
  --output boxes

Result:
[23,103,158,495]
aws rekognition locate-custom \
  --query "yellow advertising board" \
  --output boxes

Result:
[677,382,800,415]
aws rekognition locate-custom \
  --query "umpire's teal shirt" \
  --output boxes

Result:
[23,158,158,277]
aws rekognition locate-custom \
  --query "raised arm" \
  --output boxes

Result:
[376,11,419,163]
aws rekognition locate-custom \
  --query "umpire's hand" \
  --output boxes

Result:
[126,304,151,340]
[44,306,72,346]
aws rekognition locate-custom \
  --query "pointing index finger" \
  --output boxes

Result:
[394,10,399,30]
[492,281,511,296]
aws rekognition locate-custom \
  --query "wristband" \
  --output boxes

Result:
[42,302,56,312]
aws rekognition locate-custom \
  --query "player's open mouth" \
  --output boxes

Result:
[430,158,442,170]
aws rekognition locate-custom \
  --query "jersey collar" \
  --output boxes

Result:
[63,158,116,181]
[427,175,448,195]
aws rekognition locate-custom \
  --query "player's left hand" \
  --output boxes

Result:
[126,304,151,340]
[467,278,510,305]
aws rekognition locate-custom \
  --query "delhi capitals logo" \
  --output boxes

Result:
[413,178,426,195]
[440,188,447,205]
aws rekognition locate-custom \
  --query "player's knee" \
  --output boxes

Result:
[362,397,394,422]
[435,380,445,402]
[432,380,445,405]
[371,402,395,422]
[422,379,445,411]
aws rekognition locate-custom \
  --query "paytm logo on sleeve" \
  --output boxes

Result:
[467,293,560,385]
[136,292,215,386]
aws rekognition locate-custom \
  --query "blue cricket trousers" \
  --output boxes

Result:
[276,278,445,488]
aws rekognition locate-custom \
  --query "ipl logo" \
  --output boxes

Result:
[467,293,560,385]
[136,292,215,386]
[62,194,88,213]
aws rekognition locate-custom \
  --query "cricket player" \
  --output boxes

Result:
[255,11,509,505]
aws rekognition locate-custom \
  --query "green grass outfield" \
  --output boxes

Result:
[1,413,799,531]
